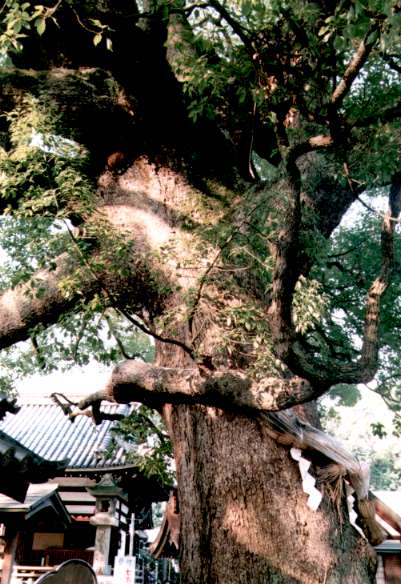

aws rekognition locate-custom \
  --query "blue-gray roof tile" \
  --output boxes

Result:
[0,402,132,470]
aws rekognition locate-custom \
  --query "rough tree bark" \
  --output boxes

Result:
[166,405,377,583]
[0,155,383,583]
[0,1,400,582]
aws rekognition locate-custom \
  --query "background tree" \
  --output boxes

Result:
[0,0,401,582]
[322,382,401,491]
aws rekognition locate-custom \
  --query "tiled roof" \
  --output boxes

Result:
[0,402,132,470]
[0,428,67,501]
[0,483,71,526]
[0,483,58,512]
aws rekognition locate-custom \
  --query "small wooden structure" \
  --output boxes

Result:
[0,399,169,584]
[149,490,179,560]
[0,484,70,584]
[374,492,401,584]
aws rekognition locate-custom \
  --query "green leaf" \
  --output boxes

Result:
[89,19,104,29]
[241,1,252,17]
[35,18,46,36]
[318,25,330,37]
[93,33,102,46]
[371,422,387,439]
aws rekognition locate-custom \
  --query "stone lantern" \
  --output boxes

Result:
[87,474,126,576]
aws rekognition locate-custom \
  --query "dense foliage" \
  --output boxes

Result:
[0,0,400,488]
[0,1,401,579]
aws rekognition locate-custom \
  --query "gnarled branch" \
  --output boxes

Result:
[79,360,325,414]
[331,24,380,108]
[288,171,401,385]
[288,134,333,163]
[0,253,99,350]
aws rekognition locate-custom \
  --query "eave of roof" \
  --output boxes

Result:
[149,490,179,559]
[0,430,68,501]
[0,483,70,527]
[0,483,57,512]
[0,402,132,470]
[376,540,401,552]
[373,491,401,536]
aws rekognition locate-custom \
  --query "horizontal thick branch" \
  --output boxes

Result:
[86,361,325,413]
[288,134,333,164]
[0,254,99,349]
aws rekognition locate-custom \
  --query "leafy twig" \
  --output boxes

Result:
[72,311,90,362]
[104,312,142,360]
[331,23,380,108]
[31,334,46,371]
[116,306,197,361]
[63,220,197,362]
[207,0,253,52]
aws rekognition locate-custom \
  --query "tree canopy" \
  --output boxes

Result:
[1,0,401,581]
[0,0,400,416]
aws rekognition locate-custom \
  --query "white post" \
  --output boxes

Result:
[119,529,127,557]
[128,513,135,557]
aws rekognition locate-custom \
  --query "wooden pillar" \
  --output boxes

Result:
[2,522,21,584]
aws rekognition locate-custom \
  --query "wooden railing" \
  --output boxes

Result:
[10,565,113,584]
[43,548,94,566]
[11,565,53,583]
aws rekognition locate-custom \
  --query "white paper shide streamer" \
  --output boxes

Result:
[290,447,323,511]
[345,483,367,539]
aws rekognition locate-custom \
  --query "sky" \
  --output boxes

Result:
[16,361,111,401]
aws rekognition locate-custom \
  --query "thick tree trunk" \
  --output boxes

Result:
[95,158,377,583]
[0,146,379,582]
[165,403,377,583]
[111,155,375,583]
[0,3,399,582]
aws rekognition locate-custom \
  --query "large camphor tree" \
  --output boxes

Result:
[0,0,401,581]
